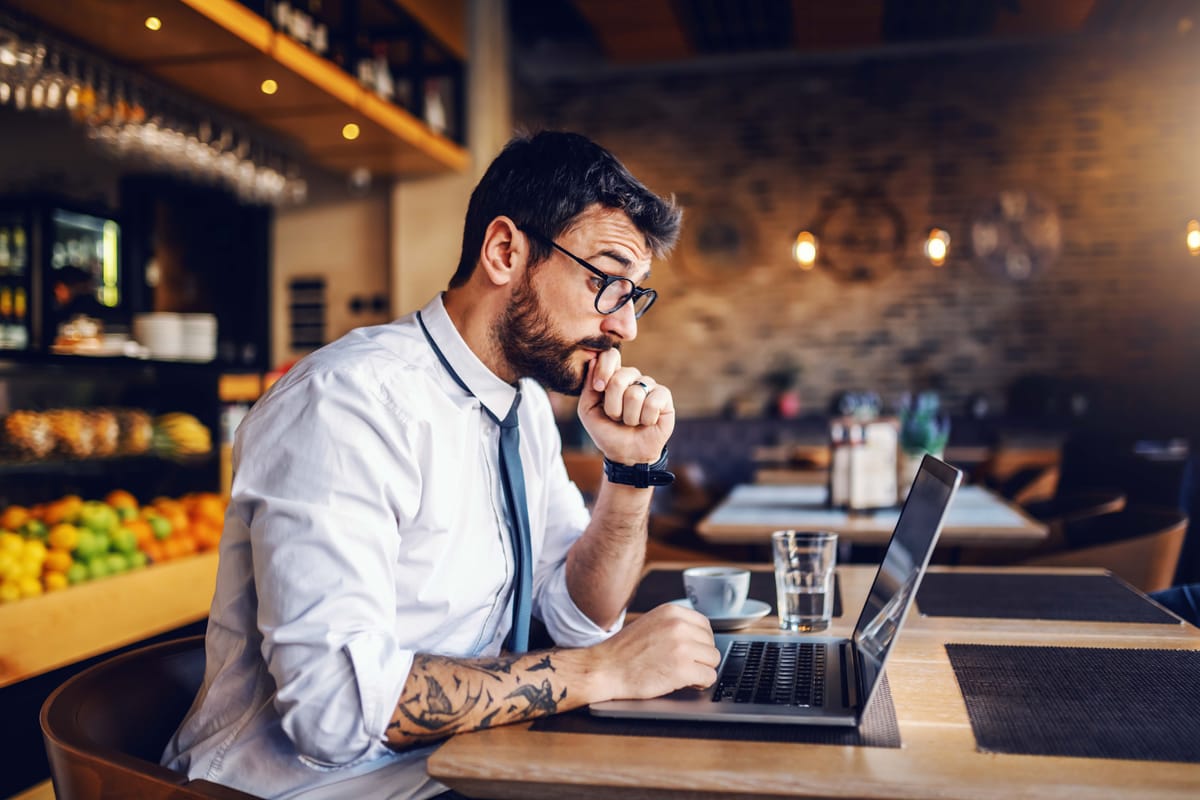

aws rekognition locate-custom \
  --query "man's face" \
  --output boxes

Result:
[494,207,654,394]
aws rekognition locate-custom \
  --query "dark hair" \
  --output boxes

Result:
[448,131,682,288]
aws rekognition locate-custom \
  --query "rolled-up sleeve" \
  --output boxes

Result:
[236,367,417,767]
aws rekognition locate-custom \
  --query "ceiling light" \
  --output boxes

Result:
[791,231,817,270]
[1187,220,1200,256]
[144,17,162,32]
[341,123,360,141]
[924,228,951,267]
[260,79,278,95]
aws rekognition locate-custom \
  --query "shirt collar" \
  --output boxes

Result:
[419,293,519,421]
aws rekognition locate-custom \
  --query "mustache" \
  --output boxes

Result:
[578,336,621,352]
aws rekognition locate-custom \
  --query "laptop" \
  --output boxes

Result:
[591,454,962,726]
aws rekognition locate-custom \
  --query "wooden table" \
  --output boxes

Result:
[427,564,1200,799]
[695,484,1047,547]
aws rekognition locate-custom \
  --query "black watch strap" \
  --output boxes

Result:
[603,447,675,488]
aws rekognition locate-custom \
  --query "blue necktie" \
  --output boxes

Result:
[418,313,533,652]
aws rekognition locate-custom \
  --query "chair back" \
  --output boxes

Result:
[562,449,604,500]
[1023,489,1126,527]
[41,635,262,800]
[1023,506,1189,593]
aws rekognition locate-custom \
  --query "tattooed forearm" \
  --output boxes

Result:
[385,649,585,750]
[528,655,556,672]
[505,679,558,718]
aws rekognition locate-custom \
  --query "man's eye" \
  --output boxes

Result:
[588,276,606,291]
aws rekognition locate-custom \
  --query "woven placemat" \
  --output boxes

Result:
[630,569,844,617]
[918,573,1179,624]
[946,644,1200,762]
[531,675,899,748]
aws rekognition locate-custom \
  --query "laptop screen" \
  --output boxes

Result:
[851,455,961,699]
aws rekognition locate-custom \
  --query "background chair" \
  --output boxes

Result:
[1020,506,1189,593]
[995,464,1060,505]
[41,635,262,800]
[562,449,605,507]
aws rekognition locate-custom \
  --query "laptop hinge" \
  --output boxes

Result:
[841,640,859,710]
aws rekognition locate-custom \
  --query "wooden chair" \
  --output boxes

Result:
[1023,489,1126,528]
[41,635,262,800]
[1021,506,1189,593]
[996,464,1060,505]
[562,449,604,495]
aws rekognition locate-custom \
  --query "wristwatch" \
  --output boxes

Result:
[603,447,675,488]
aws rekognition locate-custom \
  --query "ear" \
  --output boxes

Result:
[477,216,526,288]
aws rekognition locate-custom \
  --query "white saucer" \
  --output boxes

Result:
[669,598,772,631]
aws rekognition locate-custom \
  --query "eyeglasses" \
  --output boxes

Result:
[521,226,657,319]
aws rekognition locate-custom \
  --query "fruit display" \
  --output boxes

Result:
[0,489,227,603]
[152,412,214,459]
[0,407,211,462]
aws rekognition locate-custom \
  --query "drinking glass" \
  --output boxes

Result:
[772,530,838,632]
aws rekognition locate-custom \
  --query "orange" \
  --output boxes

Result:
[0,505,30,530]
[192,522,222,551]
[124,518,154,545]
[141,539,166,563]
[193,495,227,528]
[104,489,139,511]
[44,550,72,573]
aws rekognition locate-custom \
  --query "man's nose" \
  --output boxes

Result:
[599,300,638,341]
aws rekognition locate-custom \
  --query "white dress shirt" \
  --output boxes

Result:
[163,294,619,799]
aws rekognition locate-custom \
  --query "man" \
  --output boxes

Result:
[163,131,720,799]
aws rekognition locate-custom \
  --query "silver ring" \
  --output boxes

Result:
[632,380,651,394]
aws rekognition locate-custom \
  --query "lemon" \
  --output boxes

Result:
[48,523,80,552]
[0,532,23,556]
[0,580,19,603]
[22,539,47,563]
[17,575,42,598]
[43,571,69,592]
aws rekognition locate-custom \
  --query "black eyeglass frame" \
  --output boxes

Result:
[520,226,657,319]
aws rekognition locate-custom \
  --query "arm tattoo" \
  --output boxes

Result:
[386,650,572,749]
[528,655,556,672]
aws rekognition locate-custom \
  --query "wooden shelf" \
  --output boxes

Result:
[0,550,218,689]
[5,0,468,178]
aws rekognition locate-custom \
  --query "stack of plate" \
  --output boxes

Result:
[133,313,218,361]
[180,313,217,362]
[132,313,183,359]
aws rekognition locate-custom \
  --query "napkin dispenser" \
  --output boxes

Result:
[829,417,899,510]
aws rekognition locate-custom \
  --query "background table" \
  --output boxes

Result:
[428,564,1199,799]
[696,484,1047,547]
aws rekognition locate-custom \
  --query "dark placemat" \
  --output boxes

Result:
[531,675,899,748]
[630,569,843,618]
[946,644,1200,763]
[917,573,1179,624]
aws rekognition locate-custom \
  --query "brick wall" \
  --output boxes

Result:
[515,36,1200,430]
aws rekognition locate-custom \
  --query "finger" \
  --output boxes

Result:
[591,348,623,393]
[577,358,601,415]
[604,367,644,420]
[622,382,650,426]
[639,384,671,427]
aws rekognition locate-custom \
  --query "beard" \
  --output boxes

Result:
[494,273,617,395]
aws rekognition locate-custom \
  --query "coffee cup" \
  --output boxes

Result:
[682,566,750,617]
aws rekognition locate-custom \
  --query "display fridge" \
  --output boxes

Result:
[0,197,123,352]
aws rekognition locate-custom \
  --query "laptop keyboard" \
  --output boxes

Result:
[712,640,826,707]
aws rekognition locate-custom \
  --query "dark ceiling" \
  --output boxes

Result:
[511,0,1200,77]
